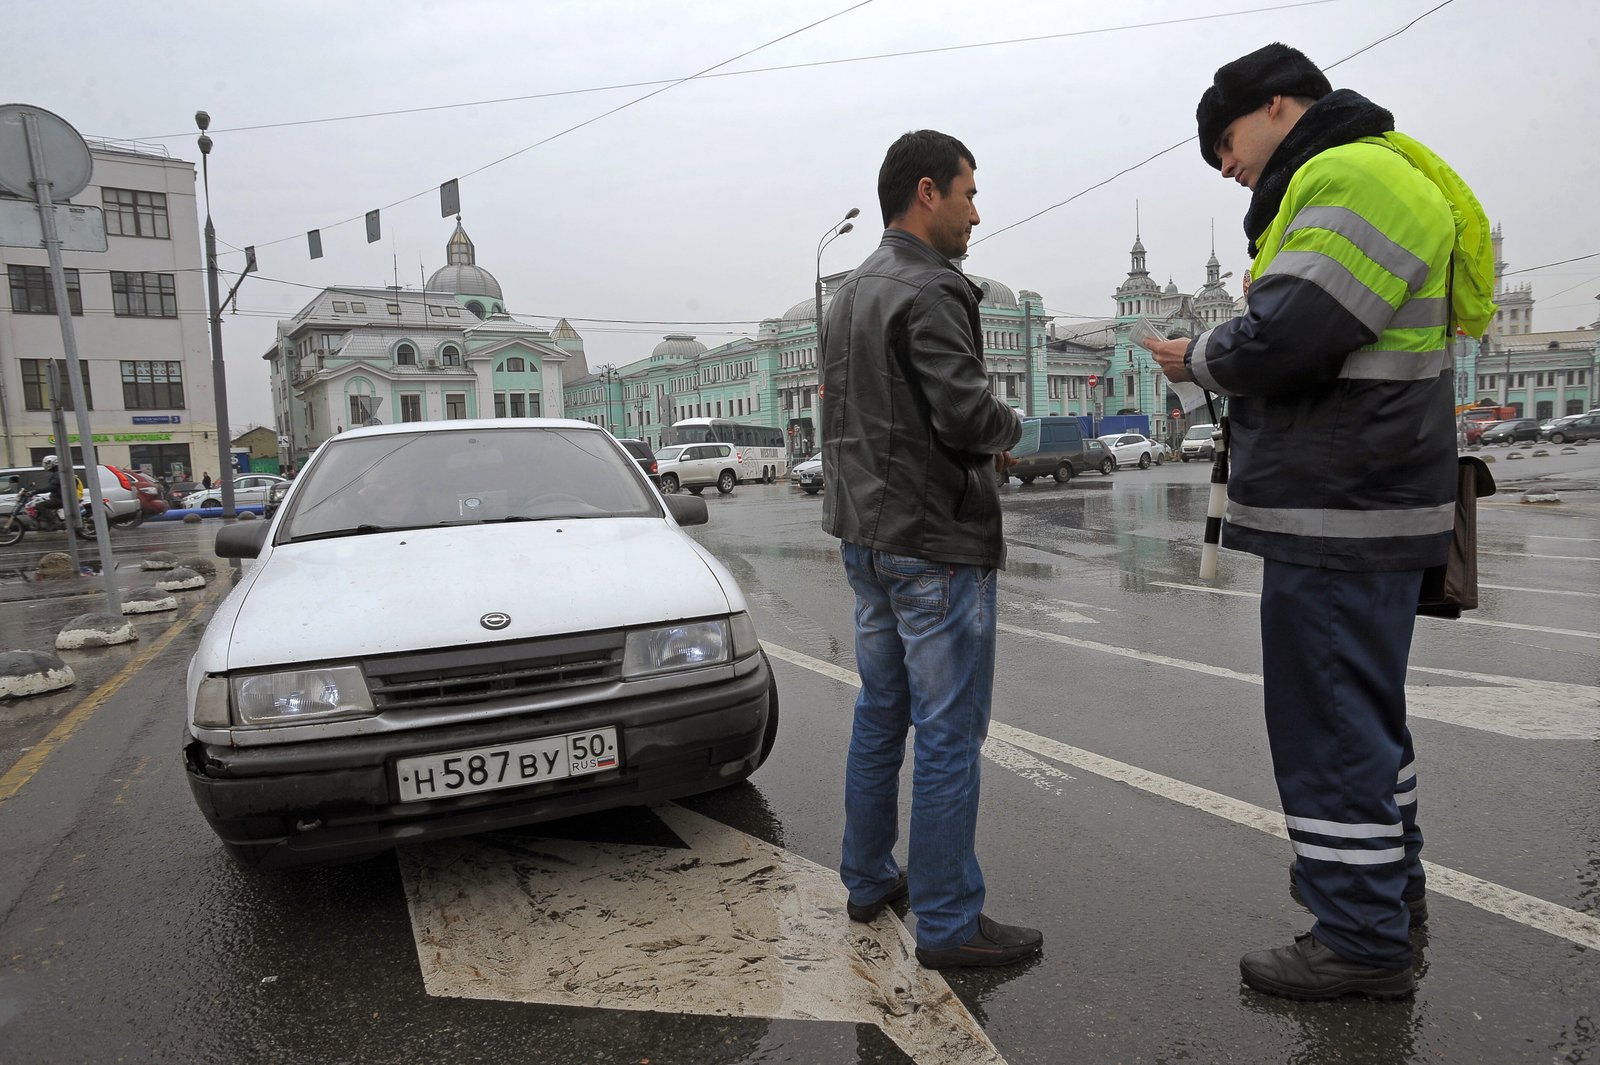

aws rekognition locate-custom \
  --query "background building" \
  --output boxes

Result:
[265,220,587,467]
[0,140,214,477]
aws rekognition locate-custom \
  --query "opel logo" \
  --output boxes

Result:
[480,612,511,631]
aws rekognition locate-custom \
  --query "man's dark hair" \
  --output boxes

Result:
[877,130,976,227]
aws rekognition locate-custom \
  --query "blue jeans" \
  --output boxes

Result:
[839,542,997,951]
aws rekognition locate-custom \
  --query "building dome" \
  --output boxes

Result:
[782,295,827,326]
[426,219,503,300]
[651,333,707,361]
[966,273,1017,308]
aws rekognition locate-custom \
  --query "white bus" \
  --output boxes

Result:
[666,418,788,484]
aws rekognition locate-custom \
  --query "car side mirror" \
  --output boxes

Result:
[215,521,270,559]
[664,494,707,527]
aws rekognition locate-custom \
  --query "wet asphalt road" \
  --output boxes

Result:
[0,444,1596,1065]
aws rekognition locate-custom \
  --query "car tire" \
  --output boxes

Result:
[716,470,736,494]
[1019,475,1035,485]
[1138,452,1152,469]
[1100,458,1115,475]
[110,510,144,529]
[222,840,280,869]
[1053,463,1073,484]
[1181,455,1189,463]
[687,486,704,496]
[200,498,220,509]
[802,486,820,495]
[1550,432,1566,444]
[661,474,680,493]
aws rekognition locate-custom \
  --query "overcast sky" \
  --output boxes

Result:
[8,0,1598,427]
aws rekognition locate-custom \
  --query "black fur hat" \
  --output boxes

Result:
[1196,43,1331,169]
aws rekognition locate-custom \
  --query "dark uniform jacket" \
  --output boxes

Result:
[820,230,1022,569]
[1186,91,1476,572]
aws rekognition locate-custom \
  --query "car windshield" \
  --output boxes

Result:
[1184,426,1215,440]
[278,426,659,543]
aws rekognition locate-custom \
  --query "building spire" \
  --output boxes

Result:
[446,216,476,267]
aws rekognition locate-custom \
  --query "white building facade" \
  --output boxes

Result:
[0,140,214,476]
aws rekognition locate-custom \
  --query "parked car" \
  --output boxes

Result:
[1543,413,1600,444]
[1478,418,1542,445]
[1180,424,1219,462]
[164,479,199,507]
[656,442,741,495]
[1002,416,1115,485]
[1097,432,1164,469]
[183,419,778,869]
[178,472,288,509]
[792,452,823,494]
[615,437,660,486]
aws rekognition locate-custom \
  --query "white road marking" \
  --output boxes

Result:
[1150,582,1600,640]
[1480,550,1600,562]
[1480,582,1600,598]
[400,805,1006,1065]
[765,641,1600,954]
[1011,598,1099,624]
[1527,534,1600,542]
[993,620,1599,740]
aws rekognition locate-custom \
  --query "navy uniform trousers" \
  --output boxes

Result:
[1261,559,1426,969]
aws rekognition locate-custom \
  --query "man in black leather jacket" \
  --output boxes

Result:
[820,130,1037,970]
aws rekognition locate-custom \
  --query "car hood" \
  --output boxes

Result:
[200,518,740,672]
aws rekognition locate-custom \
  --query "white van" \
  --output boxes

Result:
[1179,424,1219,462]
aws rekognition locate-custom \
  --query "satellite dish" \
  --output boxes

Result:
[0,104,93,201]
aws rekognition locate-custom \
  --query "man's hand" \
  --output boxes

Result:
[994,451,1018,473]
[1137,335,1195,384]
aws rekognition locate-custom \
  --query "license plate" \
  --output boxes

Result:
[395,726,620,803]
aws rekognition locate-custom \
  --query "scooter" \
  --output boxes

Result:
[0,489,95,546]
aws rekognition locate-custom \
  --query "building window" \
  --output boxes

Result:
[502,357,526,373]
[396,343,417,366]
[445,305,461,317]
[400,395,423,422]
[101,187,170,238]
[467,301,485,319]
[332,300,348,312]
[386,303,401,315]
[8,265,81,315]
[120,360,185,409]
[445,393,466,419]
[440,344,461,366]
[350,301,367,313]
[21,358,92,410]
[110,272,178,317]
[428,305,444,317]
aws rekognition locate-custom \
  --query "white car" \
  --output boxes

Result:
[1097,433,1164,469]
[0,463,142,526]
[793,452,823,495]
[183,419,777,869]
[178,473,288,510]
[656,441,741,495]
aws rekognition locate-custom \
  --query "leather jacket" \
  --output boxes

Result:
[820,230,1022,568]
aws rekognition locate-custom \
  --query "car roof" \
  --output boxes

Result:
[336,417,598,440]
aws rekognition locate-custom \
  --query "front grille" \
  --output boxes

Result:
[364,632,624,712]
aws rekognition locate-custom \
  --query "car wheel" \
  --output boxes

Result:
[687,486,704,496]
[1100,458,1115,475]
[716,470,736,494]
[110,510,144,529]
[661,474,679,493]
[1019,475,1035,485]
[1053,463,1073,484]
[1138,452,1152,469]
[1181,455,1189,463]
[1550,432,1566,444]
[201,498,220,509]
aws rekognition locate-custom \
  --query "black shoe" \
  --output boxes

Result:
[914,914,1043,969]
[1240,933,1415,1001]
[846,873,908,923]
[1289,861,1428,927]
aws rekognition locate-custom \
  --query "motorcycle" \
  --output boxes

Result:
[0,488,96,546]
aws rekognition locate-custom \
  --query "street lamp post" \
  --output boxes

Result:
[815,208,859,360]
[195,112,257,518]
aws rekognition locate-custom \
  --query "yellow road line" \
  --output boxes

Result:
[0,595,213,805]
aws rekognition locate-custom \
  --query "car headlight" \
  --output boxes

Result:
[623,619,731,678]
[230,665,376,726]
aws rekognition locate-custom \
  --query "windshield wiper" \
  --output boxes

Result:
[284,523,421,543]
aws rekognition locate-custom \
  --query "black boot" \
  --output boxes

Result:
[1241,933,1415,1001]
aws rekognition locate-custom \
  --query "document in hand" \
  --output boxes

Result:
[1013,416,1042,457]
[1128,318,1210,413]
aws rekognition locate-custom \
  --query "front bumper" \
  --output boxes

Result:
[185,655,774,866]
